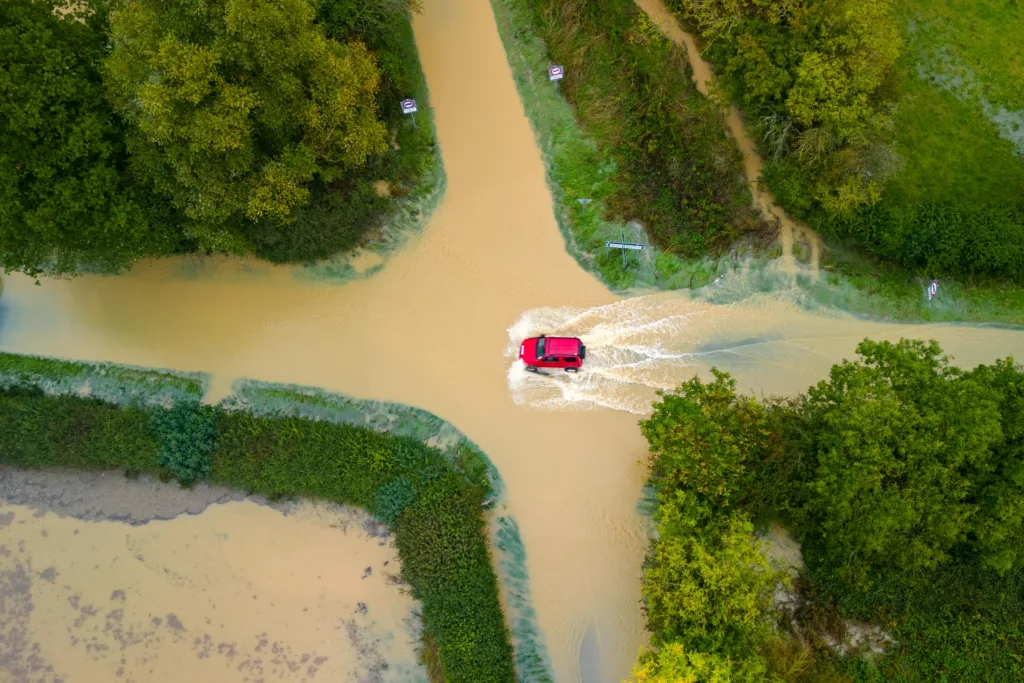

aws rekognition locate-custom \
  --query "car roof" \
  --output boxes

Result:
[545,337,580,355]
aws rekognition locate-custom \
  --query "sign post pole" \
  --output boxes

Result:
[400,98,418,128]
[604,234,650,270]
[548,65,564,92]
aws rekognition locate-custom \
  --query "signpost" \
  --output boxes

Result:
[927,279,938,301]
[548,65,564,92]
[605,227,649,268]
[400,98,418,127]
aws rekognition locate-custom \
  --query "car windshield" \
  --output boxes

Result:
[536,337,545,358]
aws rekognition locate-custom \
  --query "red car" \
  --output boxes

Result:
[519,334,586,373]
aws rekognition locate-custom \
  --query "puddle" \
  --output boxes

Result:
[0,496,422,683]
[1,0,1024,680]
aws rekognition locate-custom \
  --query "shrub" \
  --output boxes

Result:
[151,403,218,484]
[819,201,1024,281]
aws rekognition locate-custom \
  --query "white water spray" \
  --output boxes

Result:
[506,295,770,415]
[508,293,1024,417]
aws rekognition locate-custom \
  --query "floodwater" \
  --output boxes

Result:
[507,293,1024,415]
[0,499,422,683]
[633,0,823,276]
[0,0,1023,682]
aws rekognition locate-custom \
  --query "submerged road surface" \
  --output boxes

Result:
[3,0,1024,680]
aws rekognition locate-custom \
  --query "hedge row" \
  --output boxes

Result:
[819,201,1024,282]
[0,382,516,683]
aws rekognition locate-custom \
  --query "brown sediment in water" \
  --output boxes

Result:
[0,490,421,683]
[632,0,822,277]
[1,0,1023,681]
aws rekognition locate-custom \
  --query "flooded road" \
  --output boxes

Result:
[0,492,422,683]
[1,0,1024,681]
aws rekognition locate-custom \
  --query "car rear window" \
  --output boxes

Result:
[536,337,545,357]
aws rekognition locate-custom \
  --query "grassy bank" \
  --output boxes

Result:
[0,352,520,683]
[490,0,765,291]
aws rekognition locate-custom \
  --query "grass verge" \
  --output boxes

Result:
[0,352,523,683]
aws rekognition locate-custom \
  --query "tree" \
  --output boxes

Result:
[784,340,1003,585]
[671,0,903,214]
[641,370,775,533]
[965,359,1024,572]
[642,512,786,655]
[631,642,769,683]
[0,0,173,275]
[104,0,388,252]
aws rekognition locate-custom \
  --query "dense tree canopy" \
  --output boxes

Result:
[783,340,1005,584]
[104,0,388,252]
[669,0,903,213]
[0,0,173,275]
[634,340,1024,681]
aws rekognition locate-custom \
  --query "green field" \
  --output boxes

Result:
[886,0,1024,205]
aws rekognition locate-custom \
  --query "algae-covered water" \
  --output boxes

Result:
[2,0,1024,681]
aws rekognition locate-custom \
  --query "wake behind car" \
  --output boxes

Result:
[518,334,586,372]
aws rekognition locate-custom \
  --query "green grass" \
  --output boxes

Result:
[0,354,526,683]
[885,0,1024,205]
[0,351,207,404]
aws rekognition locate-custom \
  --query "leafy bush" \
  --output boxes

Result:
[151,403,218,484]
[632,642,769,682]
[374,476,417,525]
[0,385,161,472]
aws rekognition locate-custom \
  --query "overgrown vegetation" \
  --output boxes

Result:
[495,0,762,278]
[632,340,1024,681]
[0,0,436,274]
[666,0,1024,283]
[673,0,903,213]
[0,354,516,683]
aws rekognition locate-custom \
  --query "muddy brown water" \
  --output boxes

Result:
[0,499,421,683]
[1,0,1024,681]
